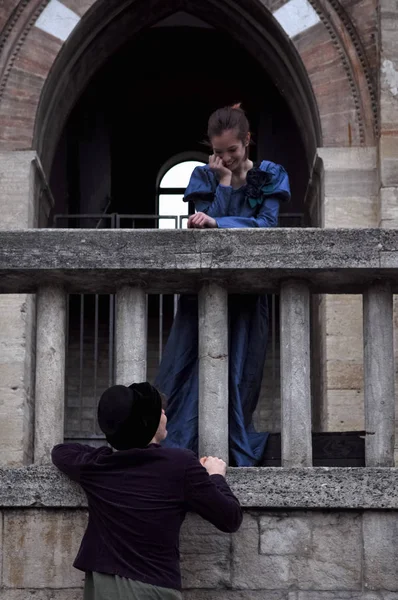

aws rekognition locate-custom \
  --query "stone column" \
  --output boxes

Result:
[116,287,147,385]
[363,283,395,466]
[280,280,312,467]
[198,283,228,462]
[34,285,67,464]
[0,151,43,466]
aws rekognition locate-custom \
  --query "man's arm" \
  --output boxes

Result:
[52,443,106,482]
[183,454,243,533]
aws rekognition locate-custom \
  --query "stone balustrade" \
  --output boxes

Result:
[0,227,397,468]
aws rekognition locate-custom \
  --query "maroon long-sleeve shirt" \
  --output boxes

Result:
[51,443,242,591]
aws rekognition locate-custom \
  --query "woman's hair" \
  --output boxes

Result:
[207,103,250,142]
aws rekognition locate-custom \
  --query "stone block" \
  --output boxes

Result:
[325,295,363,361]
[363,512,398,590]
[180,514,231,588]
[260,514,312,556]
[0,591,83,600]
[380,188,398,228]
[3,510,87,588]
[380,137,398,187]
[323,390,364,431]
[325,196,378,228]
[291,513,362,590]
[289,593,388,599]
[184,593,288,600]
[232,513,291,589]
[0,151,37,229]
[233,512,362,590]
[317,147,377,171]
[326,361,363,390]
[323,173,378,201]
[0,510,2,585]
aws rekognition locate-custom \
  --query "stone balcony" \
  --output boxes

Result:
[0,227,397,471]
[1,227,398,598]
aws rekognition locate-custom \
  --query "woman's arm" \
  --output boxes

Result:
[185,166,232,218]
[214,197,280,229]
[193,183,232,217]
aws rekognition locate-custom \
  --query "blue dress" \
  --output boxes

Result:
[155,160,290,466]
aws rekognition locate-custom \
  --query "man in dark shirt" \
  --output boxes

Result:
[52,382,243,600]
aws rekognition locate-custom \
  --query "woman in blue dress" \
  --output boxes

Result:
[155,104,290,466]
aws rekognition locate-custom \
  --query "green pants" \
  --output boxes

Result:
[84,572,182,600]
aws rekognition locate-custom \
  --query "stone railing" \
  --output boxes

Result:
[0,227,397,476]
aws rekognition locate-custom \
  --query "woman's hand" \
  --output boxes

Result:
[209,155,232,186]
[188,212,217,229]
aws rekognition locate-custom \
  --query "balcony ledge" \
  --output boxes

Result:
[1,228,398,293]
[1,465,397,509]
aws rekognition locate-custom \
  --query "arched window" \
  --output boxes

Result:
[157,153,207,228]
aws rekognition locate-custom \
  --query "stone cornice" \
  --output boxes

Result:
[0,228,398,294]
[1,465,397,509]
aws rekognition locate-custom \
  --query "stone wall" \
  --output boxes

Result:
[316,148,379,435]
[0,152,42,466]
[0,508,397,599]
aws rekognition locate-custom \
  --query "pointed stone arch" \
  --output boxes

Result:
[0,0,377,175]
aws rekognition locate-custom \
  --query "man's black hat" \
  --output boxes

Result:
[97,382,162,450]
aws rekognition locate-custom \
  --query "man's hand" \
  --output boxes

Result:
[209,155,232,186]
[199,456,227,477]
[188,212,217,229]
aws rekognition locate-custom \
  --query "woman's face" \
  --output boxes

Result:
[211,128,249,172]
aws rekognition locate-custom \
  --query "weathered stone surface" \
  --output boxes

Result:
[0,466,87,507]
[326,361,363,390]
[291,513,362,590]
[34,285,66,464]
[184,592,288,599]
[2,466,398,509]
[363,284,395,466]
[180,515,231,588]
[380,188,398,228]
[0,510,3,584]
[1,229,398,293]
[380,137,398,187]
[0,152,37,230]
[280,281,311,467]
[317,147,377,173]
[324,390,364,431]
[233,512,361,590]
[364,513,398,590]
[198,283,228,461]
[232,513,291,589]
[0,294,35,466]
[319,147,378,230]
[260,514,312,556]
[289,593,396,599]
[116,286,147,384]
[325,196,378,228]
[3,510,87,588]
[0,591,83,600]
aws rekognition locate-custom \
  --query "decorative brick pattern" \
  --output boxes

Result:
[0,0,378,152]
